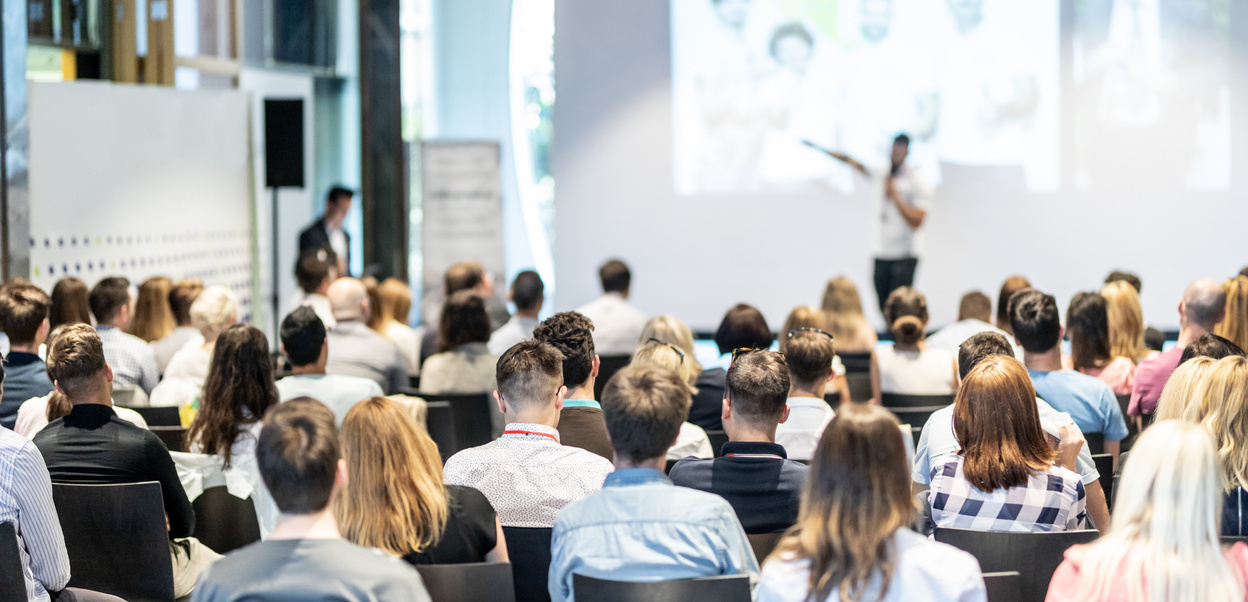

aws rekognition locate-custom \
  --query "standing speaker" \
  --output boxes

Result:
[264,99,305,188]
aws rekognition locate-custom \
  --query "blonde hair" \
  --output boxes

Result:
[1101,281,1149,363]
[778,306,826,354]
[377,278,413,327]
[189,286,239,336]
[632,342,698,395]
[129,277,175,342]
[1072,421,1243,602]
[336,397,449,556]
[1195,356,1248,492]
[821,277,876,352]
[1214,276,1248,351]
[1154,357,1217,423]
[637,315,703,375]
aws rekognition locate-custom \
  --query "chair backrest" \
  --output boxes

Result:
[747,532,783,563]
[881,393,955,408]
[424,401,456,461]
[593,355,633,401]
[706,430,729,457]
[1083,432,1105,456]
[934,527,1099,602]
[845,372,873,402]
[838,352,872,373]
[1115,393,1137,451]
[1091,454,1114,513]
[823,390,842,410]
[982,571,1023,602]
[192,486,262,555]
[52,481,175,602]
[408,393,494,457]
[883,405,948,434]
[572,574,751,602]
[1223,536,1248,546]
[111,384,149,408]
[416,562,516,602]
[150,426,187,453]
[0,523,27,601]
[503,526,554,602]
[120,405,181,427]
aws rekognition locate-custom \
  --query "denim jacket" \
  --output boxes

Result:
[547,468,759,602]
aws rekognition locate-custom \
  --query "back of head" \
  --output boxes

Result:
[190,285,240,335]
[779,403,913,600]
[1214,276,1248,351]
[438,290,491,352]
[0,279,51,346]
[88,276,131,325]
[601,364,691,464]
[45,323,107,400]
[327,277,367,321]
[281,307,328,367]
[957,291,992,323]
[725,350,790,428]
[495,339,564,411]
[510,270,544,312]
[1101,281,1148,362]
[1066,292,1112,371]
[1193,356,1248,491]
[953,356,1053,491]
[169,279,204,327]
[50,277,92,329]
[1155,356,1217,423]
[598,259,631,294]
[257,398,340,514]
[632,341,699,394]
[1105,270,1142,293]
[327,185,354,207]
[1180,334,1244,365]
[130,277,175,342]
[778,306,826,354]
[637,315,702,374]
[444,261,485,295]
[956,331,1013,381]
[883,287,927,346]
[783,330,836,390]
[1183,277,1228,331]
[337,397,448,556]
[997,276,1031,333]
[295,247,337,294]
[377,278,413,325]
[532,312,595,390]
[714,304,772,355]
[191,325,277,467]
[1009,289,1060,353]
[821,276,865,317]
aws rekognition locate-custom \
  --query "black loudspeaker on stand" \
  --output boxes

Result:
[263,99,306,334]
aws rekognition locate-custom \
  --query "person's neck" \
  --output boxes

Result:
[725,420,777,444]
[291,363,326,376]
[102,320,126,330]
[566,382,594,401]
[893,339,926,353]
[9,342,40,354]
[515,309,540,320]
[614,455,665,471]
[72,391,113,407]
[176,322,193,329]
[607,290,628,300]
[1023,346,1064,372]
[788,384,826,399]
[268,508,341,541]
[506,412,559,429]
[1177,323,1211,348]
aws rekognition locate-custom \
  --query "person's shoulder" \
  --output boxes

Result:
[446,484,493,511]
[325,373,385,394]
[557,445,615,473]
[668,457,712,484]
[895,528,982,574]
[0,427,40,461]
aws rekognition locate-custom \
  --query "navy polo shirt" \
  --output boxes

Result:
[668,441,809,534]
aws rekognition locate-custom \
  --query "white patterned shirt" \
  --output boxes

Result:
[929,452,1087,532]
[96,325,159,394]
[0,427,71,602]
[443,423,614,528]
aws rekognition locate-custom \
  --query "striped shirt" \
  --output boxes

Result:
[96,325,159,394]
[0,427,71,601]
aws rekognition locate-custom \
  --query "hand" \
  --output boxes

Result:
[851,160,870,177]
[1054,424,1085,472]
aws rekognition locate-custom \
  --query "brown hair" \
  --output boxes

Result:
[257,398,340,514]
[601,364,690,464]
[186,325,278,468]
[1214,276,1248,352]
[0,279,51,345]
[713,304,772,355]
[88,277,131,325]
[168,279,204,326]
[953,356,1055,491]
[599,259,631,293]
[129,277,176,342]
[337,397,449,556]
[361,276,383,332]
[997,276,1031,334]
[725,350,791,428]
[496,340,564,411]
[773,404,915,601]
[444,261,485,294]
[883,287,928,346]
[376,278,413,327]
[786,330,836,389]
[45,324,108,398]
[778,306,826,354]
[957,291,992,323]
[1067,292,1112,371]
[49,277,91,329]
[438,291,492,352]
[1102,281,1150,363]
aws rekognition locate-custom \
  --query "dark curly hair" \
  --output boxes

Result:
[186,324,278,468]
[532,311,596,389]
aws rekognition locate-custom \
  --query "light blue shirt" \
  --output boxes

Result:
[1028,369,1129,442]
[561,399,601,410]
[548,468,759,602]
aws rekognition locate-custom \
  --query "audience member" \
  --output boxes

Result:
[87,277,159,394]
[575,259,648,356]
[531,311,613,460]
[0,279,54,429]
[293,247,339,330]
[758,404,986,602]
[913,332,1111,534]
[420,261,508,362]
[325,278,406,394]
[1047,421,1248,602]
[1103,270,1142,293]
[49,277,91,330]
[1064,292,1136,395]
[693,303,773,431]
[871,287,957,401]
[1153,357,1217,423]
[275,307,383,424]
[420,291,502,431]
[1214,275,1248,351]
[631,341,714,460]
[774,328,836,461]
[151,278,204,374]
[670,349,807,533]
[162,285,239,387]
[1011,289,1129,465]
[336,397,507,565]
[298,186,354,277]
[548,364,758,601]
[928,356,1088,532]
[192,399,432,602]
[372,278,423,375]
[33,325,213,597]
[776,307,850,401]
[996,275,1031,335]
[820,276,878,353]
[927,290,1020,358]
[1104,270,1166,353]
[128,276,175,343]
[1101,280,1151,364]
[1242,267,1248,279]
[488,270,544,356]
[1182,357,1248,537]
[1179,333,1244,365]
[443,340,613,527]
[1129,278,1225,417]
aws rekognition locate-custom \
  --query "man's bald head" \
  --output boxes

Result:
[327,278,369,321]
[1182,278,1227,330]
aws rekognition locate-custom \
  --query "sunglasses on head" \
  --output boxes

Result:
[730,347,785,366]
[646,338,685,364]
[787,328,834,342]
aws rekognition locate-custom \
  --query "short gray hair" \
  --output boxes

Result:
[1183,278,1227,328]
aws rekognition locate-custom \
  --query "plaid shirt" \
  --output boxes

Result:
[929,451,1087,532]
[96,325,159,394]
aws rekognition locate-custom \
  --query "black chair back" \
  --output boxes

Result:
[823,390,842,410]
[150,426,187,452]
[881,393,955,408]
[934,527,1099,602]
[1091,454,1114,513]
[1223,536,1248,545]
[1083,432,1105,455]
[884,406,948,433]
[983,571,1023,602]
[1115,393,1136,451]
[192,486,262,554]
[838,352,872,373]
[572,574,750,602]
[706,430,729,457]
[416,562,516,602]
[410,393,494,457]
[120,405,181,427]
[425,401,456,461]
[52,481,175,602]
[0,523,27,601]
[747,532,783,562]
[845,373,872,402]
[593,355,633,401]
[503,526,553,602]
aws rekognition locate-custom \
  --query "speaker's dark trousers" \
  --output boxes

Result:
[874,257,919,313]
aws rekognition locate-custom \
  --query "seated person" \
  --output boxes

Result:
[293,247,339,330]
[1128,278,1225,417]
[757,404,986,601]
[162,286,239,387]
[928,356,1087,532]
[442,340,613,528]
[871,287,958,402]
[1063,292,1136,396]
[488,270,544,356]
[774,328,837,461]
[372,278,424,376]
[325,278,407,394]
[926,290,1019,357]
[670,348,808,533]
[531,312,613,460]
[691,304,773,432]
[33,325,214,598]
[275,307,383,425]
[549,364,758,602]
[336,396,508,565]
[420,261,508,363]
[191,399,431,602]
[87,277,159,394]
[630,342,713,460]
[420,291,502,434]
[151,278,204,375]
[574,259,648,356]
[0,279,54,429]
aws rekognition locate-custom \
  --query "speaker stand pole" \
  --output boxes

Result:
[270,186,281,341]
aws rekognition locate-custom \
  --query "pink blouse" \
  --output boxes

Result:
[1061,355,1136,396]
[1046,542,1248,601]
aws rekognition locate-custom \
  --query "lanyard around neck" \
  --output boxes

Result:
[503,429,559,443]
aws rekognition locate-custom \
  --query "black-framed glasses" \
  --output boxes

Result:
[787,328,834,342]
[646,338,685,364]
[730,347,785,367]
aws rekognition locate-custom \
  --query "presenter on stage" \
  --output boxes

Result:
[299,186,354,277]
[807,134,931,313]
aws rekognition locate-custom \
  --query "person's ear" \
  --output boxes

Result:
[722,396,733,421]
[336,458,349,487]
[104,363,114,384]
[779,404,791,424]
[554,385,567,413]
[494,390,508,415]
[825,371,835,384]
[36,318,49,342]
[591,355,601,379]
[1058,324,1065,341]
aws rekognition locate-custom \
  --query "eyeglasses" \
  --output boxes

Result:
[646,338,685,364]
[787,328,834,342]
[730,347,785,367]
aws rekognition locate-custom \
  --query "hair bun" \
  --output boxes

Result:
[892,315,924,346]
